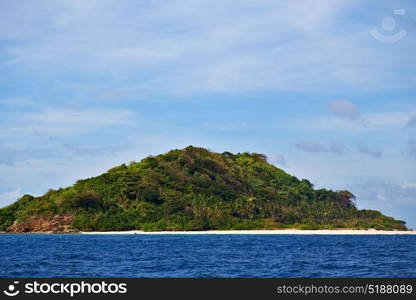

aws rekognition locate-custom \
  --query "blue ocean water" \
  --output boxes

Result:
[0,234,415,278]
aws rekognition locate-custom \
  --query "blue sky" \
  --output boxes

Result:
[1,0,415,227]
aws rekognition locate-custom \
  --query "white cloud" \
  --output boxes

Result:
[0,98,36,107]
[200,121,249,132]
[20,108,133,126]
[2,108,136,138]
[329,140,349,155]
[1,0,415,95]
[0,107,139,165]
[0,188,22,207]
[269,153,288,167]
[327,100,361,119]
[357,144,382,158]
[407,116,416,127]
[293,110,416,134]
[349,181,416,228]
[295,140,327,153]
[402,182,416,189]
[294,139,384,157]
[366,111,413,128]
[408,140,416,159]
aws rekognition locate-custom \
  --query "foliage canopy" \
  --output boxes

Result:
[0,146,407,231]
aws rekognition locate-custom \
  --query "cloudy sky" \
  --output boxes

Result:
[1,0,415,227]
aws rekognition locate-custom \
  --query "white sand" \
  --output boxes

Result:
[81,229,416,235]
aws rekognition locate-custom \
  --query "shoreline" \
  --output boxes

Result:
[2,229,415,235]
[80,229,416,235]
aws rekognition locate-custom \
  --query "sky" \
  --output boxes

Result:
[0,0,415,228]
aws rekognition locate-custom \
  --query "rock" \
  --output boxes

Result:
[6,213,74,233]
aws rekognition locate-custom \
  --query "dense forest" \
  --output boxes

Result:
[0,146,408,232]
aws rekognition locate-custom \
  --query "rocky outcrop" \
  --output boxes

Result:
[6,213,77,233]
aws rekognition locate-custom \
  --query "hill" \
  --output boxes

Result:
[0,146,408,232]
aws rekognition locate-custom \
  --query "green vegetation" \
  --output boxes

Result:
[0,146,408,232]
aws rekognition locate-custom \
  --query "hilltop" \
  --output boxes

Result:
[0,146,407,232]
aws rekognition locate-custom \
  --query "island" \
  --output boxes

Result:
[0,146,409,233]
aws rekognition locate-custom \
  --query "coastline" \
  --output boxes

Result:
[80,229,416,235]
[2,229,415,235]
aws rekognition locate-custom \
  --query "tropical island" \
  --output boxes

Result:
[0,146,409,233]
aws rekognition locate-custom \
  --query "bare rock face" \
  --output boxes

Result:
[6,213,77,233]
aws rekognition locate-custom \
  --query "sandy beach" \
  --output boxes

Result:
[80,229,416,235]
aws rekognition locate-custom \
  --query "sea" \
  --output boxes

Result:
[0,234,415,278]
